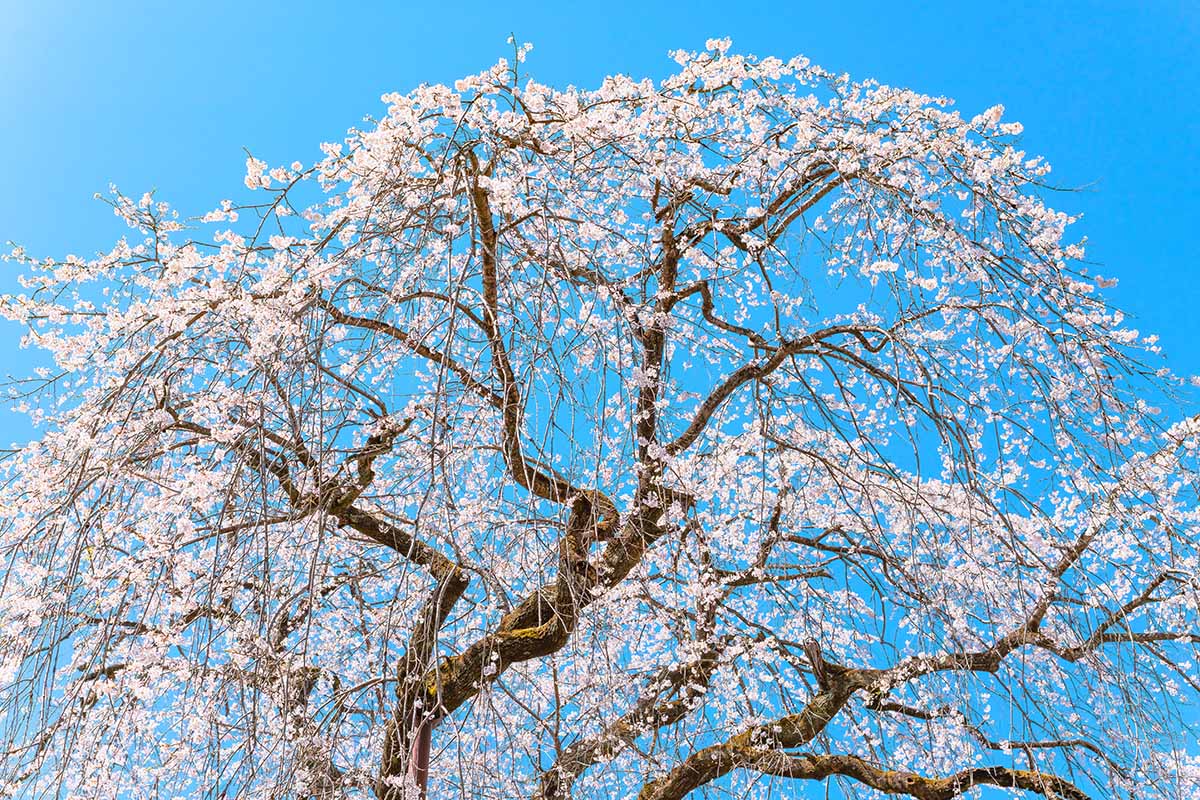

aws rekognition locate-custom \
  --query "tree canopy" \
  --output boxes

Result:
[1,40,1198,800]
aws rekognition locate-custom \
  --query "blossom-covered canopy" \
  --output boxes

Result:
[1,40,1197,800]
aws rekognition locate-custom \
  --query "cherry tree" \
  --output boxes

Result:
[1,40,1198,800]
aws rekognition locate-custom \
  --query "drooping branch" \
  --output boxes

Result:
[535,637,727,800]
[864,699,1128,779]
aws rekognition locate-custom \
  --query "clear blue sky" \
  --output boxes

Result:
[1,0,1197,446]
[1,1,1198,787]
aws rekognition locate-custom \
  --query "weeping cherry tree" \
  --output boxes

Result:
[1,39,1198,800]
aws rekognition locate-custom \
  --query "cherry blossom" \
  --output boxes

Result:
[1,42,1197,800]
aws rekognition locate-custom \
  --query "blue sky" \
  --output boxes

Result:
[0,2,1197,792]
[1,0,1197,446]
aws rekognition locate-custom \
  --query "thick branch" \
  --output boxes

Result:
[378,564,470,799]
[638,680,857,800]
[751,752,1092,800]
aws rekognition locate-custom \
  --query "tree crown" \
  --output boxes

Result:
[1,40,1198,800]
